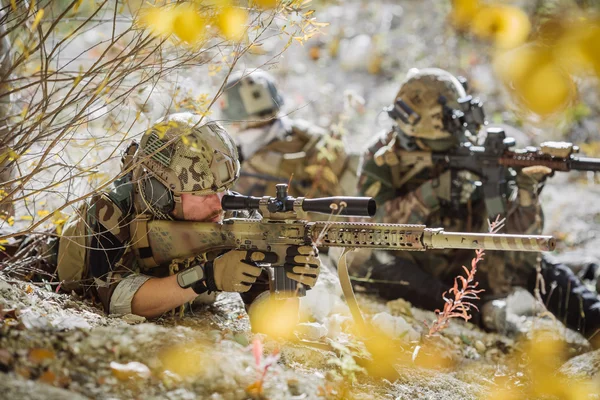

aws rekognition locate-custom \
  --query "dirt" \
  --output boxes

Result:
[2,0,600,398]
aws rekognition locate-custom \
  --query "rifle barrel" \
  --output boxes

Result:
[309,222,555,252]
[499,154,600,172]
[570,157,600,172]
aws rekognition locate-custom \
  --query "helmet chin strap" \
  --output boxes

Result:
[172,193,184,220]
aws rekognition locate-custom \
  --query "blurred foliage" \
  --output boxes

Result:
[485,333,597,399]
[450,0,600,117]
[0,0,323,242]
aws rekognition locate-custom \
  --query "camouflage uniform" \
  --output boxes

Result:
[350,68,600,343]
[56,113,246,314]
[353,129,542,307]
[220,69,360,198]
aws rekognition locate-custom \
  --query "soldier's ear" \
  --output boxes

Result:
[142,176,175,214]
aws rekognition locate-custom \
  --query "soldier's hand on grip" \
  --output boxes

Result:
[284,245,321,289]
[209,250,276,293]
[516,166,553,207]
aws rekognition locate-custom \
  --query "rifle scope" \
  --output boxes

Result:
[222,194,376,217]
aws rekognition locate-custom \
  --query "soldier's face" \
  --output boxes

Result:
[178,192,225,222]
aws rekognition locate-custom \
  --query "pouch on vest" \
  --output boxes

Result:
[56,204,89,292]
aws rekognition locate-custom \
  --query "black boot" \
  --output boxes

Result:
[530,255,600,348]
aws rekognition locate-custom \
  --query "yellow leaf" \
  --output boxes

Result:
[173,6,207,43]
[217,6,247,41]
[8,149,19,161]
[252,0,277,9]
[10,0,16,11]
[160,341,208,378]
[495,45,575,116]
[31,9,44,31]
[37,210,50,217]
[450,0,480,30]
[248,43,267,55]
[20,215,33,221]
[471,5,530,49]
[94,79,108,96]
[555,20,600,76]
[73,0,83,13]
[139,6,176,36]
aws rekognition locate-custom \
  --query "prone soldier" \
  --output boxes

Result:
[219,68,360,198]
[351,67,600,346]
[55,113,321,319]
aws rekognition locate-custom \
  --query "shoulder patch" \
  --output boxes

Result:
[92,193,131,243]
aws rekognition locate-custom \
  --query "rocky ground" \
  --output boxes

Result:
[1,237,599,400]
[3,0,600,399]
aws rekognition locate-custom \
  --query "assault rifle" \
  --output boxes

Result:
[392,127,600,217]
[131,183,555,298]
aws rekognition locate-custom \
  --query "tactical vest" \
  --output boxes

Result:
[235,119,360,197]
[56,173,136,291]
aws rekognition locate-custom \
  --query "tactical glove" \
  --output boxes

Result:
[516,166,552,207]
[284,245,321,289]
[208,249,277,293]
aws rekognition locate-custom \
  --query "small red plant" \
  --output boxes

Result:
[246,337,280,397]
[427,216,505,336]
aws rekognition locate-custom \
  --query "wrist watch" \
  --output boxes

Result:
[177,263,208,295]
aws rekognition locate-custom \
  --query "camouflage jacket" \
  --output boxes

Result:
[56,174,222,314]
[232,117,360,198]
[354,129,544,297]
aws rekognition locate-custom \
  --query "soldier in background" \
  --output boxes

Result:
[56,113,320,319]
[350,68,600,346]
[219,69,360,198]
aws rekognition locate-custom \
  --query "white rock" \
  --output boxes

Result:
[339,34,372,71]
[324,314,352,338]
[0,279,11,292]
[371,312,420,342]
[295,322,328,341]
[299,263,343,322]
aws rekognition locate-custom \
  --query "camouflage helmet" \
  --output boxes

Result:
[387,68,485,143]
[133,112,240,218]
[220,69,284,122]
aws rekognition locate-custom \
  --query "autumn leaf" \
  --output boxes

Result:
[31,9,44,31]
[28,348,55,364]
[139,6,176,37]
[494,45,575,116]
[217,6,248,41]
[471,5,530,49]
[173,6,207,43]
[450,0,480,30]
[251,0,278,9]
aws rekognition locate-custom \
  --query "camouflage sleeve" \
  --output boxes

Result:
[356,134,398,205]
[358,132,440,224]
[87,193,141,314]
